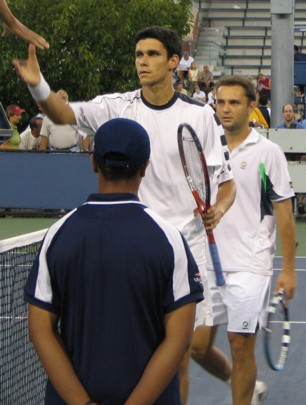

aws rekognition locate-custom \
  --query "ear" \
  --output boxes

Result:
[248,100,256,116]
[91,154,99,173]
[168,54,179,71]
[140,160,150,177]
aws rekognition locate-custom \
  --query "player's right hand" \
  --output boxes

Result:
[12,44,41,86]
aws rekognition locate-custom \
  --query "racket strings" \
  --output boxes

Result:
[181,132,207,203]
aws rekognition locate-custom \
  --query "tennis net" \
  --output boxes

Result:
[0,229,47,404]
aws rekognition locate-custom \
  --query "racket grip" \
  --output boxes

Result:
[208,242,225,286]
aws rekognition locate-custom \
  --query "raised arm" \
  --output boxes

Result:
[13,44,76,125]
[0,0,49,49]
[124,302,196,405]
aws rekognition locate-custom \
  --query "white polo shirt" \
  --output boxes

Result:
[207,129,294,275]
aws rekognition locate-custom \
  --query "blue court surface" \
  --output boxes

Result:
[188,257,306,405]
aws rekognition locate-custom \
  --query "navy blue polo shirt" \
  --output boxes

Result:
[25,193,203,404]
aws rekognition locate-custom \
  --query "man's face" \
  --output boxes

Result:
[283,105,295,123]
[135,38,177,87]
[216,85,255,132]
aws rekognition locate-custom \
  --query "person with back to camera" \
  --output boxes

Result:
[25,117,204,405]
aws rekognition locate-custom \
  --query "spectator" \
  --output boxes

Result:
[175,81,188,95]
[257,72,271,99]
[0,0,49,48]
[0,104,25,149]
[188,61,199,94]
[249,91,268,129]
[192,85,206,103]
[178,51,194,85]
[207,85,216,110]
[258,93,271,127]
[19,116,43,150]
[198,64,214,94]
[277,104,304,129]
[40,89,89,151]
[294,44,306,61]
[25,117,204,405]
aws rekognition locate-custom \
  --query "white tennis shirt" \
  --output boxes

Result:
[207,129,294,275]
[71,90,233,252]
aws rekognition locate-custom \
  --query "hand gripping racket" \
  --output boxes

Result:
[263,288,290,371]
[177,123,225,286]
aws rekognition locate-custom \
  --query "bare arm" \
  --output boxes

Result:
[28,305,97,405]
[13,45,76,125]
[272,198,297,300]
[0,0,49,49]
[204,179,236,231]
[39,136,48,151]
[124,302,196,405]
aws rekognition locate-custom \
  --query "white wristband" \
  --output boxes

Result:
[27,73,51,103]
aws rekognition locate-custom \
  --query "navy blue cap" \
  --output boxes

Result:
[94,118,150,169]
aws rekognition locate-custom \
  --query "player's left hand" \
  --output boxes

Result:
[200,205,223,231]
[275,271,297,303]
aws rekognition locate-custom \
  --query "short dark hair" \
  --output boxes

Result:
[294,45,300,52]
[259,94,269,106]
[134,26,182,59]
[216,76,256,102]
[29,116,42,130]
[97,152,144,181]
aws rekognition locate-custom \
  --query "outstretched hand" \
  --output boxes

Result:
[2,20,49,49]
[12,44,41,86]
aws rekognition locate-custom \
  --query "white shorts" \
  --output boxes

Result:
[207,270,271,333]
[181,217,213,327]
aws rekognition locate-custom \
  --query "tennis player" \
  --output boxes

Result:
[0,0,48,48]
[13,26,236,403]
[191,76,297,405]
[25,118,204,405]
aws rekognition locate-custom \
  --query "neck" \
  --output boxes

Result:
[98,178,140,195]
[142,83,175,106]
[225,126,251,152]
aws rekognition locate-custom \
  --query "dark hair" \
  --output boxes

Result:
[29,116,43,130]
[134,26,182,59]
[97,152,144,181]
[259,94,269,106]
[294,45,300,52]
[216,76,256,102]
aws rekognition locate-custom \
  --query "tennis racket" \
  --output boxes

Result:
[263,288,290,371]
[177,122,225,287]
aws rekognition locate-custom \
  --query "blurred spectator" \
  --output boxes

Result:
[188,61,199,95]
[0,104,25,149]
[175,81,188,95]
[192,85,206,103]
[207,85,216,110]
[178,51,194,84]
[40,89,89,151]
[257,72,271,99]
[258,93,271,128]
[19,116,43,150]
[277,104,304,129]
[198,64,214,94]
[294,45,306,61]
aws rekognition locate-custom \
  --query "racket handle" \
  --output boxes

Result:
[208,242,225,286]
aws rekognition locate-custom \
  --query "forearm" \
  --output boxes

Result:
[273,199,297,299]
[0,0,15,26]
[125,303,196,405]
[214,179,236,217]
[28,307,92,405]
